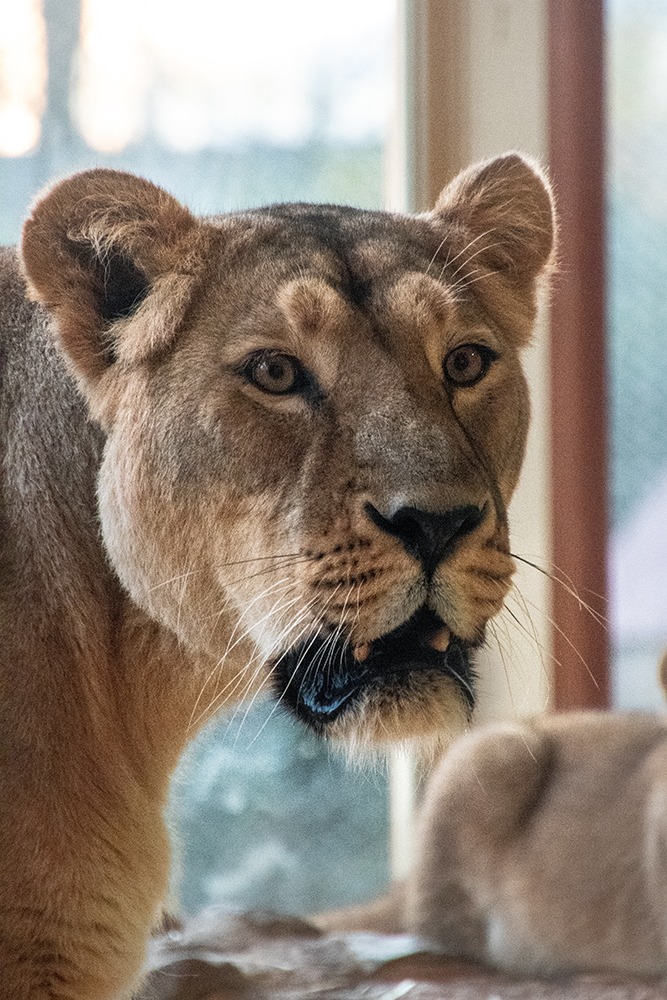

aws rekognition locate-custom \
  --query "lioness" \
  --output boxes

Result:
[0,153,554,999]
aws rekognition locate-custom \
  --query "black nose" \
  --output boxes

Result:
[365,503,485,575]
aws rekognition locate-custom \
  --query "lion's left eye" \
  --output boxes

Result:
[443,344,497,387]
[244,352,304,395]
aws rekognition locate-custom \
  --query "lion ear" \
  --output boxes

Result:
[21,169,210,390]
[432,153,556,282]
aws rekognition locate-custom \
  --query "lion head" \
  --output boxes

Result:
[21,153,554,754]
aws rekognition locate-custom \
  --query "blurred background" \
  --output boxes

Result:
[1,0,666,916]
[0,0,391,230]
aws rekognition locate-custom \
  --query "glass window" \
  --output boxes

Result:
[0,0,392,239]
[607,0,667,709]
[1,0,395,916]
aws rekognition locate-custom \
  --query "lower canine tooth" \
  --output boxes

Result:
[429,627,451,652]
[352,642,370,662]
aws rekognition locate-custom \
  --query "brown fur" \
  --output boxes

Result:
[317,709,667,977]
[0,154,554,998]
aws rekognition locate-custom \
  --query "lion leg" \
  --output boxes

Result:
[0,766,171,999]
[313,722,551,960]
[406,721,552,964]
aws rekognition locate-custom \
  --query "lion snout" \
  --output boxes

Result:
[364,501,485,577]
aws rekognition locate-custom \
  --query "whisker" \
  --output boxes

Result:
[249,592,347,743]
[225,555,318,589]
[329,582,357,681]
[205,588,305,707]
[449,267,482,289]
[148,568,199,593]
[448,270,495,295]
[511,553,608,628]
[548,617,600,689]
[486,619,519,715]
[504,603,548,659]
[240,612,333,750]
[195,579,346,735]
[447,237,505,281]
[505,581,549,664]
[289,584,349,706]
[447,665,476,701]
[175,559,194,641]
[425,234,451,276]
[215,552,309,567]
[188,578,298,729]
[148,552,315,593]
[231,663,280,742]
[437,227,498,281]
[508,589,601,690]
[231,596,327,739]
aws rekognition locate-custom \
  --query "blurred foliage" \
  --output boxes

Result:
[169,703,389,915]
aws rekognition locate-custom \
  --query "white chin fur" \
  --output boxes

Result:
[325,674,470,764]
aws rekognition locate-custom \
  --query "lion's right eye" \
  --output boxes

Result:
[243,352,305,395]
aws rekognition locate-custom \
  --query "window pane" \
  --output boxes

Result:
[0,0,392,237]
[171,705,389,915]
[607,0,667,707]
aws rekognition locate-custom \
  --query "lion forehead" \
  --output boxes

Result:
[218,202,449,299]
[198,212,475,380]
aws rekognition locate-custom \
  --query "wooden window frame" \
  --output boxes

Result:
[547,0,609,709]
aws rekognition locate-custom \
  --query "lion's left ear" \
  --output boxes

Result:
[432,153,556,282]
[21,169,213,392]
[430,153,556,344]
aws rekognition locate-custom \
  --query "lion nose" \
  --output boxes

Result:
[365,503,485,575]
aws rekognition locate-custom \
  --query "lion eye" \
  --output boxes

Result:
[245,352,303,394]
[443,344,496,387]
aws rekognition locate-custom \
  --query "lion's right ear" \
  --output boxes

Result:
[21,169,212,391]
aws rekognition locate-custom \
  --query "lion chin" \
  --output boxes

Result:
[273,606,475,754]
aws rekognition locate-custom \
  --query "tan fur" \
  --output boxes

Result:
[0,154,554,997]
[317,710,667,977]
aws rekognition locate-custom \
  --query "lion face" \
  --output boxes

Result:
[21,155,554,751]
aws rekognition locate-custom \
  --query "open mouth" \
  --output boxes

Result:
[272,606,476,733]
